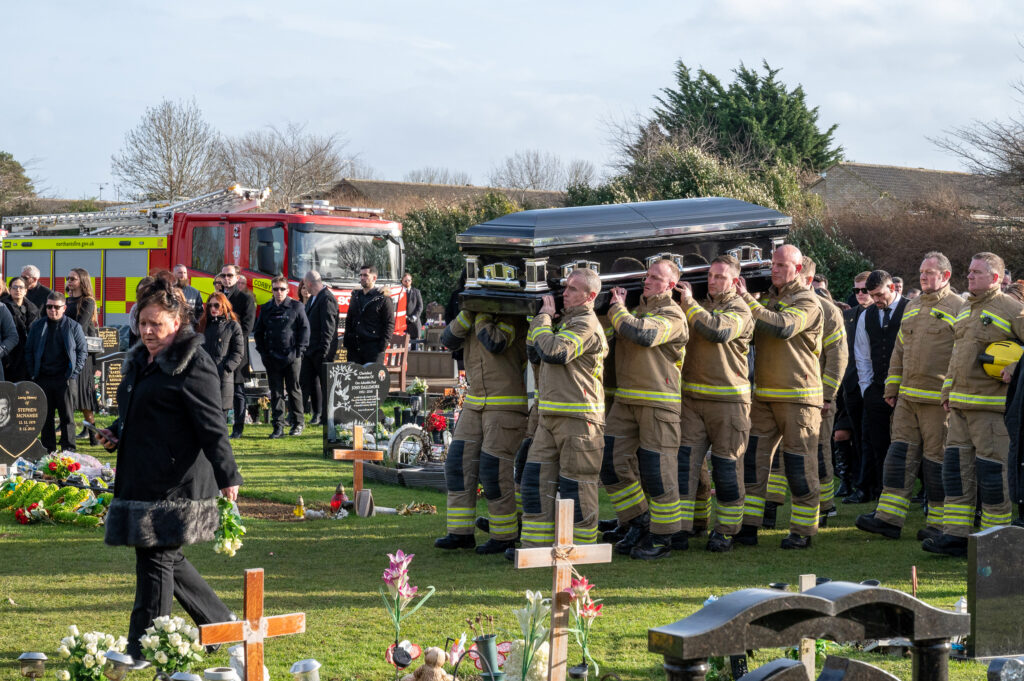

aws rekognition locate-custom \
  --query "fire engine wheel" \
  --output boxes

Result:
[388,424,431,466]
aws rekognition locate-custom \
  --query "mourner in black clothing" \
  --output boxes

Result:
[65,267,100,444]
[25,292,87,452]
[402,271,424,342]
[198,292,245,421]
[254,276,309,438]
[0,277,39,382]
[221,265,256,438]
[343,265,394,364]
[97,278,242,663]
[300,270,338,426]
[21,264,52,310]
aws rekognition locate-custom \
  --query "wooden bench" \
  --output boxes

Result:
[384,333,410,392]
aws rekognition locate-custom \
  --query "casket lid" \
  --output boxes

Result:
[456,197,791,248]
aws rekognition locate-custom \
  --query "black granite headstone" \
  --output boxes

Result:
[968,525,1024,659]
[99,352,126,408]
[322,362,389,444]
[0,381,47,462]
[97,327,121,352]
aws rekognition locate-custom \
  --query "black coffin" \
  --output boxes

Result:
[456,197,791,315]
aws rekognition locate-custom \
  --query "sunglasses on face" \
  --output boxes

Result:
[208,303,222,309]
[854,287,869,295]
[272,287,288,292]
[46,304,64,310]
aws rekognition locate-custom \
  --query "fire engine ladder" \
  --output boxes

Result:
[2,184,271,236]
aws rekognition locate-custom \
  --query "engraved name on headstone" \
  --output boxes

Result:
[0,381,47,462]
[97,327,121,352]
[323,362,389,443]
[100,353,126,408]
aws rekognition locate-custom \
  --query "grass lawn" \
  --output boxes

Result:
[0,420,989,681]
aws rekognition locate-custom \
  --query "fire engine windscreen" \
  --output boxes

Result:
[290,229,399,283]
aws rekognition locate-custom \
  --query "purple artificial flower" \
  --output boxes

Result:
[388,550,414,572]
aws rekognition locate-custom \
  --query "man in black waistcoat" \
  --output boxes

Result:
[848,270,909,503]
[221,265,257,439]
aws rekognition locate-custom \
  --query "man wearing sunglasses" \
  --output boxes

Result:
[25,292,88,452]
[20,264,52,310]
[254,276,310,438]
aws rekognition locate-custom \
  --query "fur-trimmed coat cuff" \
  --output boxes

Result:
[104,498,219,547]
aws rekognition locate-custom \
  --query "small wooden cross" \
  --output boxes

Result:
[200,568,306,681]
[514,498,612,681]
[331,424,384,494]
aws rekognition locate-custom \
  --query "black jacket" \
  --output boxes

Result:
[66,296,98,337]
[26,283,51,311]
[1005,360,1024,505]
[0,295,38,382]
[343,287,395,357]
[254,298,309,362]
[225,284,256,379]
[202,316,244,409]
[305,288,339,360]
[104,330,243,548]
[406,287,423,332]
[0,303,17,381]
[26,315,88,380]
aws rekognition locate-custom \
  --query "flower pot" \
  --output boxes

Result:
[568,661,589,680]
[474,634,505,681]
[409,395,423,415]
[203,668,239,681]
[431,431,444,445]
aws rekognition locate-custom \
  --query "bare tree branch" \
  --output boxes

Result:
[403,166,473,185]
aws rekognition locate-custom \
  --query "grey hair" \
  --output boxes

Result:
[304,270,323,285]
[21,264,40,278]
[567,267,601,295]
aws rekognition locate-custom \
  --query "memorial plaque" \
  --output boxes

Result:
[968,525,1024,659]
[100,352,126,408]
[0,381,46,462]
[323,362,389,443]
[97,327,121,352]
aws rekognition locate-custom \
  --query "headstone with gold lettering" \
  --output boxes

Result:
[0,381,48,462]
[100,352,126,409]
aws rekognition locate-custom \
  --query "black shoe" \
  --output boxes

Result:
[706,530,733,553]
[856,512,901,539]
[669,531,690,551]
[733,524,758,546]
[475,516,490,533]
[916,526,942,542]
[505,546,516,562]
[229,431,243,440]
[597,518,619,532]
[434,533,475,550]
[630,534,672,560]
[843,489,868,504]
[88,430,98,446]
[289,425,303,436]
[309,416,322,426]
[780,532,812,550]
[476,538,516,555]
[818,513,829,528]
[268,428,284,439]
[601,524,626,543]
[763,502,778,530]
[75,426,89,441]
[614,512,650,555]
[922,532,967,557]
[836,480,852,498]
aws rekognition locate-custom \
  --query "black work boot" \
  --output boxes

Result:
[855,511,901,539]
[434,533,475,550]
[602,524,627,542]
[916,526,942,542]
[475,538,516,555]
[762,502,778,530]
[614,512,650,555]
[268,426,284,439]
[922,533,967,557]
[630,533,672,560]
[706,530,733,553]
[475,517,490,533]
[733,524,758,546]
[780,532,812,550]
[669,530,690,551]
[597,517,619,532]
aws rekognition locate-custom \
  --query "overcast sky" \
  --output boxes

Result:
[3,1,1023,200]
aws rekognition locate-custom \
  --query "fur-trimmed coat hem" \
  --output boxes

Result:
[104,497,219,547]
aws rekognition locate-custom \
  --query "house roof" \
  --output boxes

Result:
[324,178,566,214]
[806,162,1006,212]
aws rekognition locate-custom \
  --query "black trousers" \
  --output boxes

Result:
[232,381,246,435]
[37,375,75,452]
[300,353,325,421]
[347,347,385,365]
[858,383,893,500]
[840,382,864,486]
[127,546,231,658]
[266,356,303,428]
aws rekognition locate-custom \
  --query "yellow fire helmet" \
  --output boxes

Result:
[978,340,1024,379]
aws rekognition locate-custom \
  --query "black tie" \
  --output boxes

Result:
[882,306,891,329]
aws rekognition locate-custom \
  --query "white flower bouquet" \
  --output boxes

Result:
[140,615,204,674]
[54,625,128,681]
[214,496,245,557]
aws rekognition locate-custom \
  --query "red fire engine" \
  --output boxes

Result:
[0,185,407,333]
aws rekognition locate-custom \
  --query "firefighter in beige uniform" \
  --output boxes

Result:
[763,257,847,526]
[736,244,824,549]
[600,259,688,559]
[435,310,529,554]
[923,252,1024,556]
[515,268,608,556]
[856,252,964,541]
[676,254,753,553]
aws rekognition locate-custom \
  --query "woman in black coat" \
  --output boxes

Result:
[0,277,39,382]
[98,279,243,662]
[198,292,244,419]
[65,267,99,441]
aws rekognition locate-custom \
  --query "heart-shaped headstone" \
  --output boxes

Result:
[324,362,389,440]
[0,381,47,462]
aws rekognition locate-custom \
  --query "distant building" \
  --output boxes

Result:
[322,178,566,215]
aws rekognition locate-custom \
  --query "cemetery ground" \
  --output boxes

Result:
[0,423,990,681]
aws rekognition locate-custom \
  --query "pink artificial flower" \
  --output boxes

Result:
[565,576,595,600]
[388,550,414,572]
[580,602,603,620]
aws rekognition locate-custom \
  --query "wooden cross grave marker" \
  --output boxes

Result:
[514,498,613,681]
[200,568,305,681]
[331,425,384,516]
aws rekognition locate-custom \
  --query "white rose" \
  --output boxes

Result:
[178,643,191,657]
[191,641,203,653]
[168,633,182,647]
[165,620,177,633]
[154,651,168,665]
[83,655,95,669]
[145,627,156,636]
[231,538,242,550]
[105,634,115,648]
[56,670,71,681]
[85,644,97,656]
[60,637,74,648]
[115,637,128,652]
[58,646,71,659]
[68,625,80,637]
[83,633,97,645]
[96,653,106,666]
